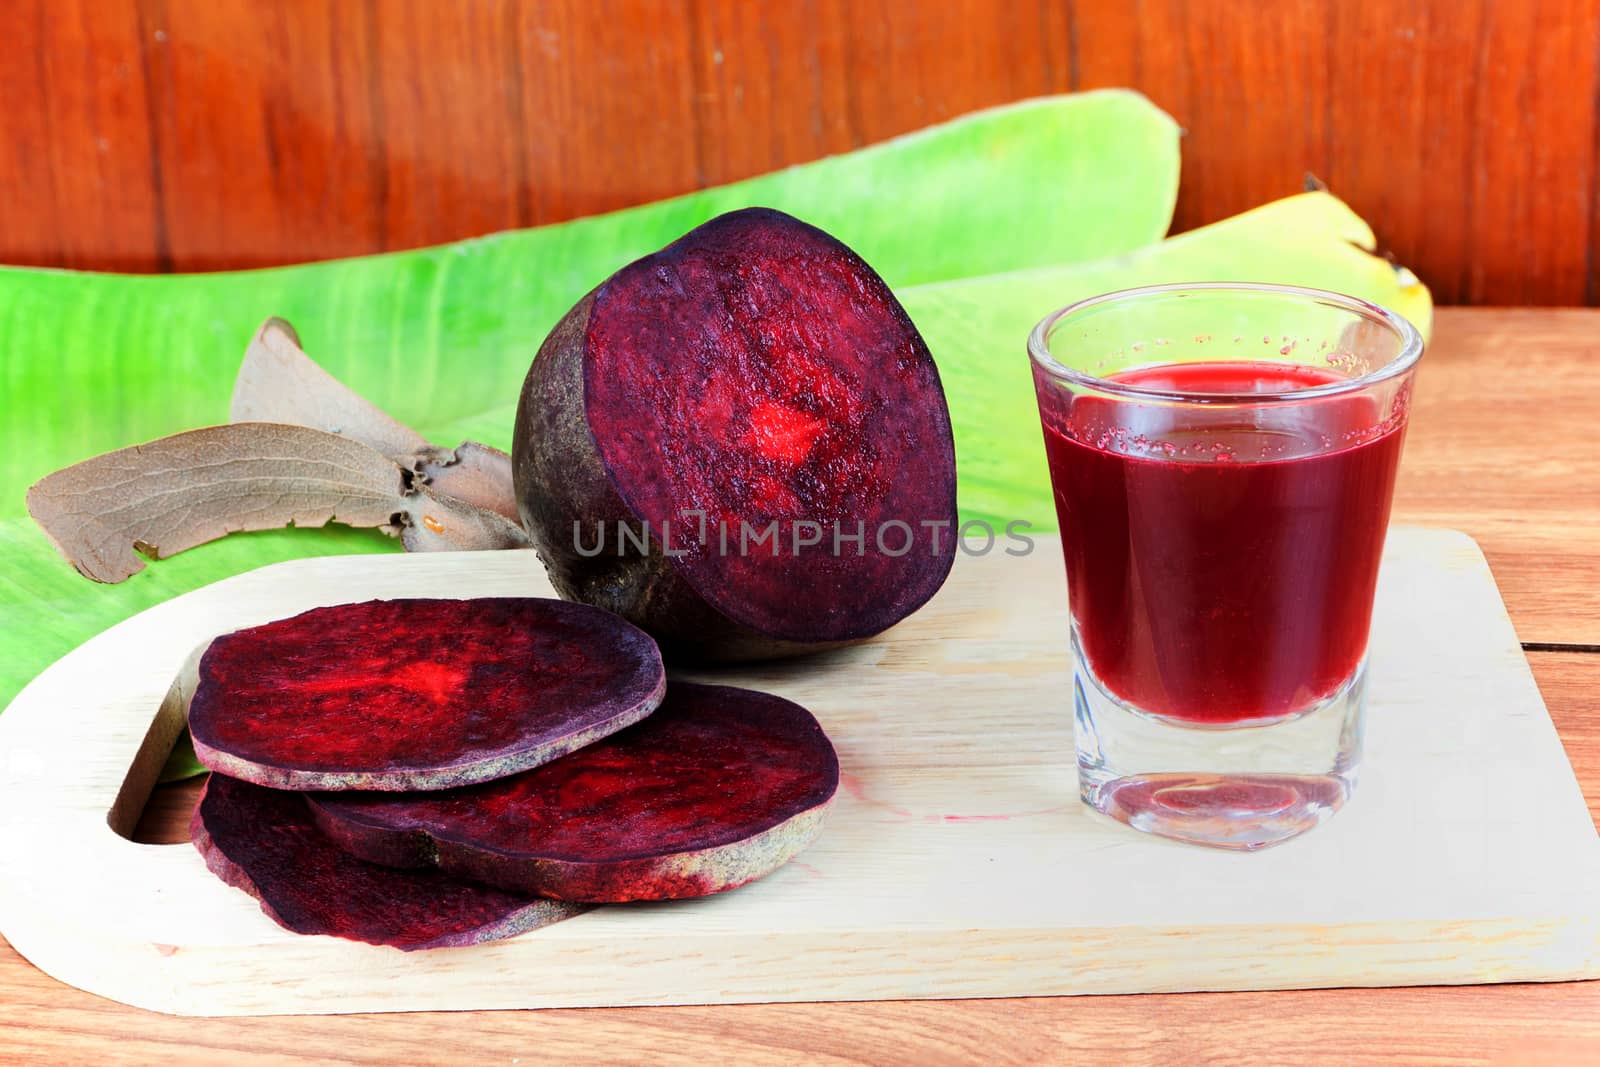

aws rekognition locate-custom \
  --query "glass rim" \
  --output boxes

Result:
[1027,282,1425,404]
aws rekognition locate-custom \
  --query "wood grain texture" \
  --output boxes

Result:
[1393,309,1600,646]
[2,0,1598,305]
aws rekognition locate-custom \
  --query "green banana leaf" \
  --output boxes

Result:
[0,93,1430,789]
[424,192,1433,527]
[0,90,1178,508]
[0,90,1181,777]
[909,192,1433,526]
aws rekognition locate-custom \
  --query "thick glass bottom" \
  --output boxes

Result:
[1073,627,1364,851]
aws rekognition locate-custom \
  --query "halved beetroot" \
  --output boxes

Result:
[513,207,958,660]
[188,597,665,791]
[307,682,840,902]
[191,774,583,950]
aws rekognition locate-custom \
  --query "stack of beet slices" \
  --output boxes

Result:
[187,597,839,951]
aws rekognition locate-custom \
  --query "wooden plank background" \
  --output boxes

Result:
[0,0,1596,304]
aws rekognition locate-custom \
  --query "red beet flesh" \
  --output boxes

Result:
[514,207,958,659]
[188,598,666,791]
[307,682,840,902]
[191,774,582,950]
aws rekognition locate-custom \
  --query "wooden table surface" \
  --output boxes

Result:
[3,306,1597,1064]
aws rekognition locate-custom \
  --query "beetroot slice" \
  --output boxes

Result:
[191,774,583,951]
[513,207,958,660]
[308,682,840,902]
[188,597,665,791]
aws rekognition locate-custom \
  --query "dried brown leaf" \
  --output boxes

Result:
[230,318,432,459]
[410,442,520,523]
[24,317,533,581]
[399,488,532,552]
[231,318,522,525]
[25,423,408,583]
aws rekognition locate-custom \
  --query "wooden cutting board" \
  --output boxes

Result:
[0,527,1596,1017]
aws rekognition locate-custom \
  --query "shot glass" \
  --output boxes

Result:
[1028,283,1423,850]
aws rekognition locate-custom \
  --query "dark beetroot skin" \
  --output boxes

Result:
[514,207,958,660]
[188,597,666,791]
[307,682,840,902]
[191,774,583,951]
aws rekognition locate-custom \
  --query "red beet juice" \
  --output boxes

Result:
[1043,361,1407,726]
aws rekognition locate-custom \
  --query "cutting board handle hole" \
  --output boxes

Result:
[106,642,207,843]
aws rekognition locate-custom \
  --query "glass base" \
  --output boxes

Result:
[1073,630,1364,851]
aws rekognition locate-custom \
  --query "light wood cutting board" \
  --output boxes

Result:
[0,526,1596,1017]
